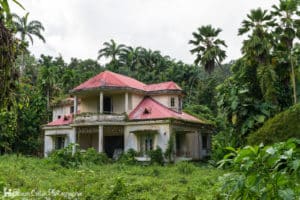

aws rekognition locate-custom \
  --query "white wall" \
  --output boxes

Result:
[124,123,170,152]
[52,105,73,120]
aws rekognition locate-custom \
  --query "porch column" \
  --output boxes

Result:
[69,127,77,154]
[125,92,128,113]
[99,92,103,113]
[74,95,78,114]
[98,125,103,152]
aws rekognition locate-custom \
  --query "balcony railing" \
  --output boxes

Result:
[74,112,126,124]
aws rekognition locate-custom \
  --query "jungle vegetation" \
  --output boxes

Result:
[0,0,300,199]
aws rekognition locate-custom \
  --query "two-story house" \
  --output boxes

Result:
[43,70,213,160]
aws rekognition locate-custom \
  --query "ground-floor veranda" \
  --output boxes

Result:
[44,121,212,160]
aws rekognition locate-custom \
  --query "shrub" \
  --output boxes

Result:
[118,148,137,165]
[49,143,82,168]
[247,104,300,145]
[164,136,175,163]
[82,148,110,165]
[176,161,196,175]
[49,144,110,167]
[149,147,164,165]
[217,139,300,199]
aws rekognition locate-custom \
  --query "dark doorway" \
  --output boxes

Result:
[104,136,124,158]
[103,96,112,113]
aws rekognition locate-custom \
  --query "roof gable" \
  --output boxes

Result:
[129,97,203,123]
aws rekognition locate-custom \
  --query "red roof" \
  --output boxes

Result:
[144,81,181,91]
[73,71,146,91]
[129,97,203,123]
[72,71,182,92]
[47,115,73,126]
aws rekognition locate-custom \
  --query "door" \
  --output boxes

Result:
[104,136,124,158]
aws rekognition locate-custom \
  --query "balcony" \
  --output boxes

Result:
[74,112,126,124]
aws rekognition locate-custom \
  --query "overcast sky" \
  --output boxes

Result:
[13,0,275,64]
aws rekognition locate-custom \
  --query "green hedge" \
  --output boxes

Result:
[247,104,300,145]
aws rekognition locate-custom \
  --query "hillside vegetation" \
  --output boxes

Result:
[248,104,300,145]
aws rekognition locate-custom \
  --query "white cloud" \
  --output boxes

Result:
[12,0,275,63]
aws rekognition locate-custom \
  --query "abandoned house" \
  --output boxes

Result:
[43,70,213,160]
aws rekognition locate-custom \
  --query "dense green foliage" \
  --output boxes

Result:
[248,103,300,145]
[0,155,224,199]
[49,144,110,168]
[218,139,300,199]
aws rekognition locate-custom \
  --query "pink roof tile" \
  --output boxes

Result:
[47,115,73,126]
[73,70,146,91]
[71,71,182,92]
[129,97,203,123]
[144,81,182,91]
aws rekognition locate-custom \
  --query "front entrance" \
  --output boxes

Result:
[104,136,124,158]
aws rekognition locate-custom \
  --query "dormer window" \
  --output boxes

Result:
[170,97,175,107]
[57,115,61,119]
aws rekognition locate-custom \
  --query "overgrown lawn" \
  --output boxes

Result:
[0,155,224,199]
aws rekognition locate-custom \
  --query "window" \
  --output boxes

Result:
[57,115,61,119]
[202,135,208,149]
[54,136,65,150]
[170,97,175,107]
[140,134,154,154]
[70,106,74,114]
[178,97,182,112]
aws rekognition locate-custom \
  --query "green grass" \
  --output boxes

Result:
[0,155,224,199]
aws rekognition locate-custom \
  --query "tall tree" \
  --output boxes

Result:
[189,25,227,74]
[97,39,125,71]
[238,8,278,104]
[271,0,300,104]
[12,12,45,45]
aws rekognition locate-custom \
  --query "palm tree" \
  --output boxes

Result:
[12,12,45,74]
[271,0,299,104]
[97,39,125,71]
[119,46,142,72]
[238,8,274,64]
[12,12,45,45]
[189,25,227,74]
[238,8,277,104]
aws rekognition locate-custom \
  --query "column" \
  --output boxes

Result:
[125,92,128,113]
[69,128,77,155]
[74,96,78,114]
[98,125,103,152]
[44,135,53,157]
[99,92,103,113]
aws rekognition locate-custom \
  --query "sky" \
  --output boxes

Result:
[13,0,276,64]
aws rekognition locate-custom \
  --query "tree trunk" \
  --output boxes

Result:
[290,52,297,104]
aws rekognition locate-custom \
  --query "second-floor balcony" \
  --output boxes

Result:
[74,112,126,124]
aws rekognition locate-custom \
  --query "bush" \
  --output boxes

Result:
[118,148,137,165]
[49,143,82,168]
[218,139,300,199]
[49,144,110,168]
[176,161,196,175]
[247,104,300,145]
[82,148,110,165]
[149,147,164,165]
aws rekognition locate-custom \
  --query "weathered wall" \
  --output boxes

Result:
[151,94,180,111]
[80,95,98,113]
[52,105,73,120]
[124,123,170,152]
[44,127,75,156]
[130,94,143,112]
[112,94,125,114]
